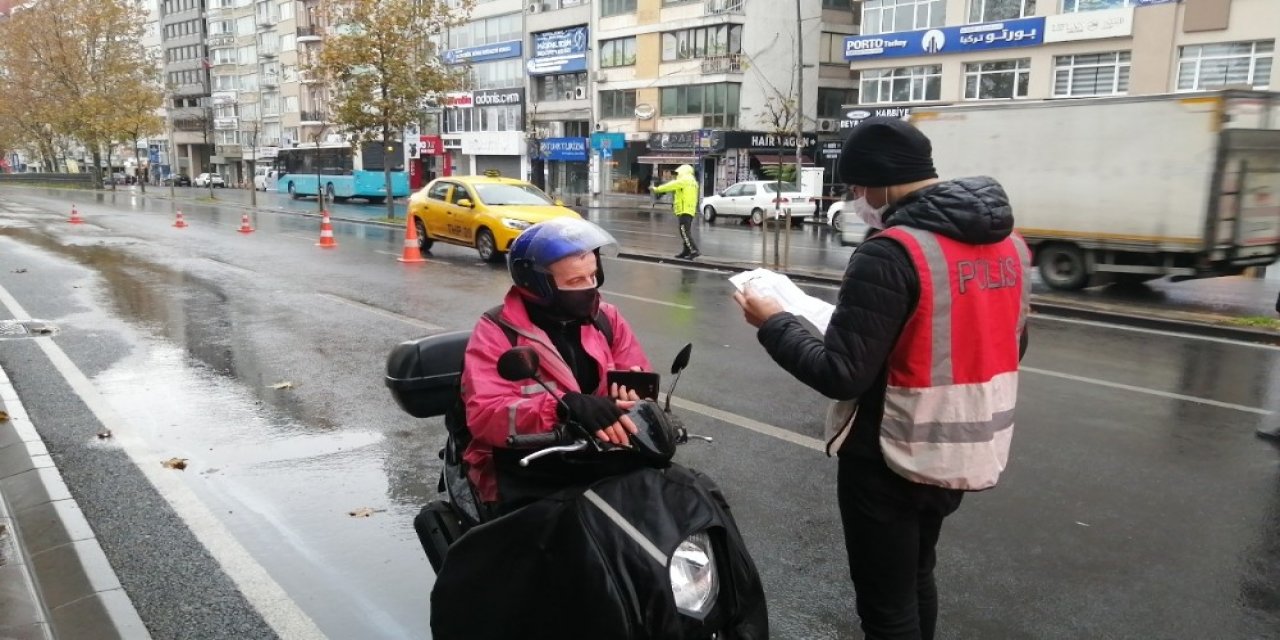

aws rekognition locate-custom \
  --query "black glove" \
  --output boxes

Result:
[558,392,625,434]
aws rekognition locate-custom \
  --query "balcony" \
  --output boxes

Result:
[705,0,744,15]
[300,110,326,124]
[261,74,280,88]
[260,48,278,58]
[214,117,240,130]
[299,71,320,84]
[257,17,278,30]
[297,25,322,42]
[701,54,745,74]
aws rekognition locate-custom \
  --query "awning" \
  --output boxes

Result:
[637,155,700,165]
[751,153,815,166]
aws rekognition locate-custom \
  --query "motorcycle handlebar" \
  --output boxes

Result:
[506,429,572,449]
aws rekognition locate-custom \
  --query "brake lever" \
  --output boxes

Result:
[519,441,589,467]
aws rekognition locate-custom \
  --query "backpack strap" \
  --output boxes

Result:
[592,309,614,348]
[484,305,519,347]
[485,304,614,349]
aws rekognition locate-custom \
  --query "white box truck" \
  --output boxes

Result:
[910,91,1280,290]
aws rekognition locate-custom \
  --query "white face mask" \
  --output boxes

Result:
[852,189,890,229]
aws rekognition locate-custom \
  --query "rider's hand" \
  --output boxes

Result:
[610,382,640,402]
[559,393,638,446]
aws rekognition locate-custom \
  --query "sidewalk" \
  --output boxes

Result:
[0,363,149,640]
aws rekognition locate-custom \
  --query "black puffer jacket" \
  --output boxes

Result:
[757,177,1025,513]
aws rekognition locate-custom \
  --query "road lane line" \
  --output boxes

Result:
[315,293,444,331]
[1031,314,1280,351]
[602,290,695,310]
[665,395,825,452]
[0,282,327,640]
[1022,366,1273,415]
[204,257,257,274]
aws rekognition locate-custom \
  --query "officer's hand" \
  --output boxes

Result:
[733,286,785,328]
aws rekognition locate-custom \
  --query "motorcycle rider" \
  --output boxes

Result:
[461,217,653,510]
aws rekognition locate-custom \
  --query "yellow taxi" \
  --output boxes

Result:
[407,175,583,262]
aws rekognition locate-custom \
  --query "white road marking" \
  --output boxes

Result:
[665,395,824,452]
[602,290,695,310]
[1021,366,1273,416]
[315,293,444,331]
[374,250,398,257]
[0,282,327,640]
[1031,314,1280,351]
[604,228,679,239]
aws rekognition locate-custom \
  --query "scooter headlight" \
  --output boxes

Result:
[669,531,719,618]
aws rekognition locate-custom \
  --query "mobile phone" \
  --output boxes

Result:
[606,370,661,400]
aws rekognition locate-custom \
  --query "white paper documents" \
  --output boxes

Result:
[730,268,836,335]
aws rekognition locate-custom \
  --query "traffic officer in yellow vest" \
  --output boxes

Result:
[650,164,701,259]
[734,116,1030,640]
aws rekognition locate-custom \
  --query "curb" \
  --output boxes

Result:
[6,185,1277,344]
[0,364,151,640]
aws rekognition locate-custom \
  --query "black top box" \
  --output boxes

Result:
[385,331,471,419]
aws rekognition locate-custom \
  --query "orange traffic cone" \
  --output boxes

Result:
[397,216,427,264]
[173,210,188,228]
[237,214,255,234]
[316,211,337,248]
[68,205,84,224]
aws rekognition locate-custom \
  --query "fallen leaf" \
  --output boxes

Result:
[1075,521,1091,527]
[348,507,384,518]
[96,429,112,439]
[12,268,27,273]
[0,410,8,422]
[270,381,294,390]
[162,457,188,470]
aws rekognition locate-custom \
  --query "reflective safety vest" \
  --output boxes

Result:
[876,226,1031,490]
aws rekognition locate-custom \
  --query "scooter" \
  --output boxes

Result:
[386,335,769,639]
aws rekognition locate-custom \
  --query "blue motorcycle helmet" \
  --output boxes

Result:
[508,217,619,306]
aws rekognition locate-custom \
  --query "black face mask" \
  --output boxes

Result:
[553,287,601,320]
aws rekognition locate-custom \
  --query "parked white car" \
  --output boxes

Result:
[193,172,225,188]
[700,181,814,226]
[253,166,276,191]
[826,199,870,247]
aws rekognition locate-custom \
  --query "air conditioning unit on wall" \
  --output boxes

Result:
[594,122,608,132]
[817,118,837,133]
[573,86,587,100]
[527,2,544,14]
[562,90,575,101]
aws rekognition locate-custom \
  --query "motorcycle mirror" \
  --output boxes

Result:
[664,343,693,413]
[670,343,693,375]
[497,347,541,382]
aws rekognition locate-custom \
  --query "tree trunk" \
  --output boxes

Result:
[92,149,103,189]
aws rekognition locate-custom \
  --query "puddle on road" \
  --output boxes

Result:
[1,214,436,638]
[94,337,428,639]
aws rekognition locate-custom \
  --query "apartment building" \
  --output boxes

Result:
[160,0,213,180]
[839,0,1277,127]
[433,0,862,197]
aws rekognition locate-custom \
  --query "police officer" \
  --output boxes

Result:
[734,116,1030,640]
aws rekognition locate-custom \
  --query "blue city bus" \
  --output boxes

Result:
[274,142,410,204]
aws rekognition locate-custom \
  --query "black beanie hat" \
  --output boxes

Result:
[837,116,938,188]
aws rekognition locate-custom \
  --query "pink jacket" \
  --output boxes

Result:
[462,287,652,503]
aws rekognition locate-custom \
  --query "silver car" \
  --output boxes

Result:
[700,180,814,226]
[826,199,869,247]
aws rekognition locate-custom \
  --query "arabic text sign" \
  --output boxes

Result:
[1044,7,1134,43]
[844,16,1045,60]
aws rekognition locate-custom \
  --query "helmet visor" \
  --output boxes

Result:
[523,218,619,273]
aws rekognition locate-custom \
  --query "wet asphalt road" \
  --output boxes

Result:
[0,187,1278,639]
